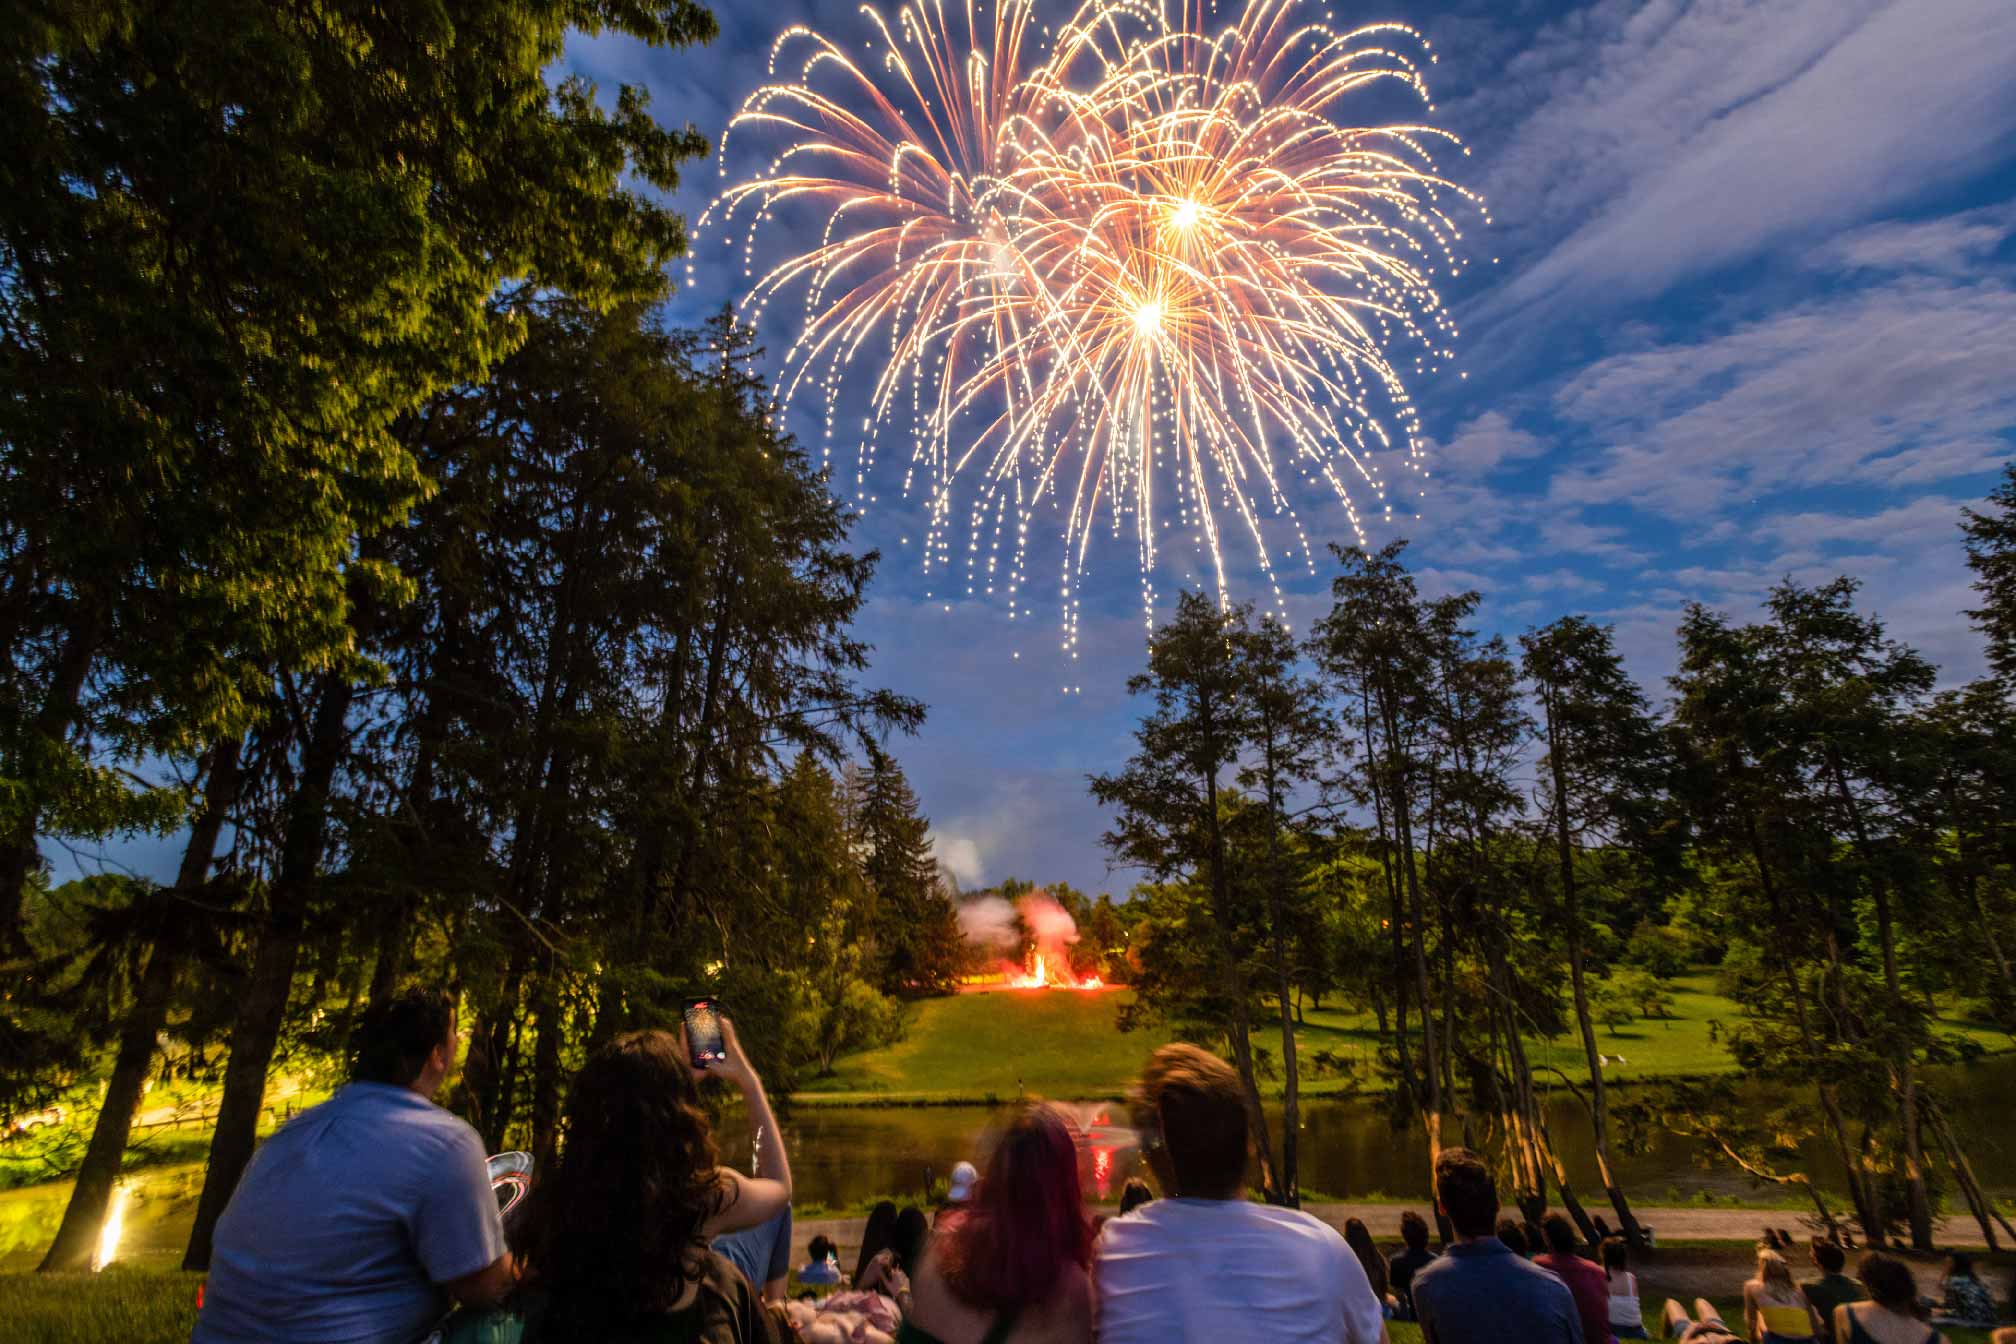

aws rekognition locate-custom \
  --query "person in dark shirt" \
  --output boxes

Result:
[1386,1210,1438,1322]
[1799,1237,1866,1324]
[1411,1148,1582,1344]
[508,1022,790,1344]
[1536,1214,1614,1344]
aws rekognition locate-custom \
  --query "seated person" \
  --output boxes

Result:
[1386,1211,1437,1323]
[1929,1253,1997,1329]
[1601,1237,1648,1340]
[1097,1044,1387,1344]
[900,1102,1093,1344]
[1118,1178,1155,1217]
[1411,1150,1580,1344]
[859,1207,930,1299]
[193,988,512,1344]
[934,1162,978,1227]
[715,1206,793,1304]
[506,1018,791,1343]
[799,1235,843,1287]
[1662,1299,1742,1344]
[782,1288,901,1344]
[1497,1218,1532,1257]
[1535,1214,1613,1344]
[1801,1239,1866,1325]
[1342,1217,1395,1318]
[1835,1253,1945,1344]
[1743,1247,1823,1342]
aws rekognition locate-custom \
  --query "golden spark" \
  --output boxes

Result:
[699,0,1484,653]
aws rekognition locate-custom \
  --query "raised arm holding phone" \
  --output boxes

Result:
[505,1016,790,1342]
[686,1006,793,1238]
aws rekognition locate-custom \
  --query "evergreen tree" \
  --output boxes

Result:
[1961,463,2016,682]
[854,755,961,997]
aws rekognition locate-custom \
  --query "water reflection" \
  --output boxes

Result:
[92,1183,126,1271]
[724,1055,2016,1211]
[3,1055,2011,1271]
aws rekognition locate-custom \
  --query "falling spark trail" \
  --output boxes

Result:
[701,0,1483,652]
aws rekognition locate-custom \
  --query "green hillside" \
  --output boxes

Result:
[796,975,2010,1105]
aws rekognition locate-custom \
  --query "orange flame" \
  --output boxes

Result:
[1006,949,1103,990]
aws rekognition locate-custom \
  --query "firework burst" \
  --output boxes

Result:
[699,0,1482,659]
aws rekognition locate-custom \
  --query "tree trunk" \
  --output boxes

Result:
[466,939,531,1150]
[365,897,413,1007]
[1265,824,1300,1207]
[1820,752,1932,1248]
[1927,1105,2012,1249]
[1543,690,1644,1247]
[1378,687,1445,1177]
[183,675,353,1271]
[1201,742,1277,1202]
[529,980,564,1174]
[39,742,244,1271]
[1,610,102,946]
[1743,813,1885,1246]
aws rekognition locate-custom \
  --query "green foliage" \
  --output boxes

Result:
[1625,920,1694,978]
[1961,463,2016,681]
[1,0,717,936]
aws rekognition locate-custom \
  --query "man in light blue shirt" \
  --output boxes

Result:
[1411,1147,1582,1344]
[192,989,512,1344]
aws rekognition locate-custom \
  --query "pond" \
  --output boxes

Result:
[753,1053,2016,1211]
[6,1054,2012,1271]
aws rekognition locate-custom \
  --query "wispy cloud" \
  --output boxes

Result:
[1544,272,2016,517]
[1472,0,2016,318]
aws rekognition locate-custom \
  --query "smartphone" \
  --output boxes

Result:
[682,997,727,1068]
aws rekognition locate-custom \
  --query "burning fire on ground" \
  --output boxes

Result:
[959,889,1110,991]
[1004,948,1104,991]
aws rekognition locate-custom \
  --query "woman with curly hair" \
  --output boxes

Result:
[508,1019,791,1343]
[896,1102,1092,1344]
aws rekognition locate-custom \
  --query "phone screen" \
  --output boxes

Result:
[682,998,726,1068]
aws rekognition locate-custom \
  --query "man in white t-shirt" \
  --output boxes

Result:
[1095,1044,1388,1344]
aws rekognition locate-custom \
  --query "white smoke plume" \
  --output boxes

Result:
[956,894,1018,952]
[956,889,1079,956]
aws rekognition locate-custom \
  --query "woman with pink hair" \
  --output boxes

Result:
[895,1102,1093,1344]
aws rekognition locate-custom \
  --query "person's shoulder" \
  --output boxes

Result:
[1411,1249,1460,1288]
[1521,1254,1576,1285]
[393,1092,486,1149]
[1239,1201,1346,1243]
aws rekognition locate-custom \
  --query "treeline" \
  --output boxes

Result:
[1096,472,2016,1253]
[2,0,964,1275]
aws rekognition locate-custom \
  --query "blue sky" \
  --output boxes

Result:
[570,0,2016,897]
[50,0,2016,898]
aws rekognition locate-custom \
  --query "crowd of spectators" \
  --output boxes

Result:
[184,985,2013,1344]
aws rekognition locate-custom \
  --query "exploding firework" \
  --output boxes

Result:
[700,0,1482,655]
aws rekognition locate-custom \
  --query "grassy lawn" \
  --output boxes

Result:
[3,1277,2002,1344]
[1,1271,200,1344]
[797,990,1177,1103]
[798,976,2010,1104]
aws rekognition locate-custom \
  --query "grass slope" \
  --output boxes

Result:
[799,976,2010,1104]
[798,990,1176,1103]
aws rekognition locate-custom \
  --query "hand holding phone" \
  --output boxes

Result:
[682,998,727,1069]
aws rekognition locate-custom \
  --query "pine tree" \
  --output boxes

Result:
[1962,464,2016,682]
